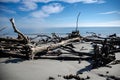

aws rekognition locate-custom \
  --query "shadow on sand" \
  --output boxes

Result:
[76,61,93,75]
[1,58,25,64]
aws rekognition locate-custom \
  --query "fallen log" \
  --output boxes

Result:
[30,37,81,59]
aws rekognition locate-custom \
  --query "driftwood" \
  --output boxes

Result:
[30,37,80,59]
[80,33,120,69]
[10,18,29,44]
[0,18,81,60]
[91,37,120,68]
[0,37,26,43]
[83,37,120,47]
[1,18,119,63]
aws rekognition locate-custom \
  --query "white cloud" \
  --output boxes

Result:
[59,0,83,3]
[19,1,38,11]
[21,0,52,3]
[30,0,52,3]
[83,0,105,4]
[19,0,54,11]
[0,0,20,3]
[99,11,120,15]
[31,11,49,18]
[31,3,64,18]
[42,3,64,14]
[59,0,105,4]
[19,0,105,11]
[0,6,16,14]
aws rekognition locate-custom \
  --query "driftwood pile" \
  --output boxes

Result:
[0,18,120,69]
[0,18,81,60]
[84,33,120,68]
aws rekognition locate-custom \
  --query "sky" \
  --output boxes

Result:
[0,0,120,33]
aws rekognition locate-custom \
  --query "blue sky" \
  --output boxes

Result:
[0,0,120,33]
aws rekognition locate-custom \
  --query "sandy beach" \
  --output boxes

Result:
[0,42,120,80]
[0,0,120,79]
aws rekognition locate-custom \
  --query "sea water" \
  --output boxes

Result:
[1,27,120,37]
[39,27,120,37]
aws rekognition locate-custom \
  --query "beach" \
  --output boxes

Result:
[0,42,120,80]
[1,0,120,79]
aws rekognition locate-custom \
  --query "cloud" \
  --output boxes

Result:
[31,11,49,18]
[99,11,120,15]
[30,0,52,3]
[0,6,16,14]
[42,3,64,14]
[19,0,54,11]
[83,0,105,4]
[19,1,38,11]
[0,0,20,3]
[19,0,105,11]
[59,0,105,4]
[21,0,52,3]
[31,3,64,18]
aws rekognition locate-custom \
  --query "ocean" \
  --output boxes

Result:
[36,27,120,36]
[1,27,120,37]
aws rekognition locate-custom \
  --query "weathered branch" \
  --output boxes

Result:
[10,18,29,44]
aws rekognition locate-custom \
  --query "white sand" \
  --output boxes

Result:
[0,43,120,80]
[0,58,90,80]
[0,57,120,80]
